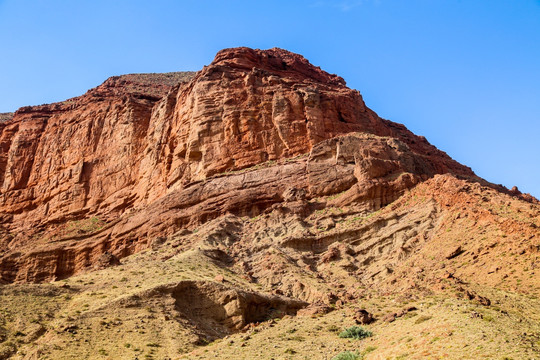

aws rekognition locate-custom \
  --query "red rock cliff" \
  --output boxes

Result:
[0,47,477,282]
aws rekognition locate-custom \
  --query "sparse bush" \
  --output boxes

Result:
[414,315,432,324]
[332,351,361,360]
[483,315,494,322]
[327,324,341,333]
[338,326,373,340]
[363,346,377,354]
[287,335,305,341]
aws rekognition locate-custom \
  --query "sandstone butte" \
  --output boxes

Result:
[0,47,535,284]
[0,47,540,360]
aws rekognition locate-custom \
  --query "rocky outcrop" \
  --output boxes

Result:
[1,49,539,360]
[0,72,195,224]
[167,281,307,334]
[0,47,495,283]
[0,132,474,282]
[135,47,474,194]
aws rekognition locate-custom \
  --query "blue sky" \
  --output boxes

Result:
[1,0,539,197]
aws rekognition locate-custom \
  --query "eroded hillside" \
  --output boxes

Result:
[0,47,538,360]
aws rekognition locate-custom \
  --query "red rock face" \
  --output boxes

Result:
[0,73,194,221]
[0,47,483,282]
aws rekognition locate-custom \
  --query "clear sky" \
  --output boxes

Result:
[1,0,539,197]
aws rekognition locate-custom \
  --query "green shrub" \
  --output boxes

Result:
[332,351,361,360]
[338,326,373,340]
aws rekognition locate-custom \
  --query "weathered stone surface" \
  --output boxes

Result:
[353,309,376,324]
[0,47,523,283]
[0,72,195,226]
[445,245,464,259]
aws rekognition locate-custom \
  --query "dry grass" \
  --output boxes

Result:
[105,71,196,98]
[118,72,196,87]
[0,238,538,359]
[0,112,13,122]
[184,290,540,359]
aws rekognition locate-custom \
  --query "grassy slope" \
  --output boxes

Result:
[0,175,539,360]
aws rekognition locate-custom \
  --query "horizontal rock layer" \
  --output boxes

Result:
[0,47,488,282]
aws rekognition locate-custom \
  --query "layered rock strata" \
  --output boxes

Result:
[0,47,503,283]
